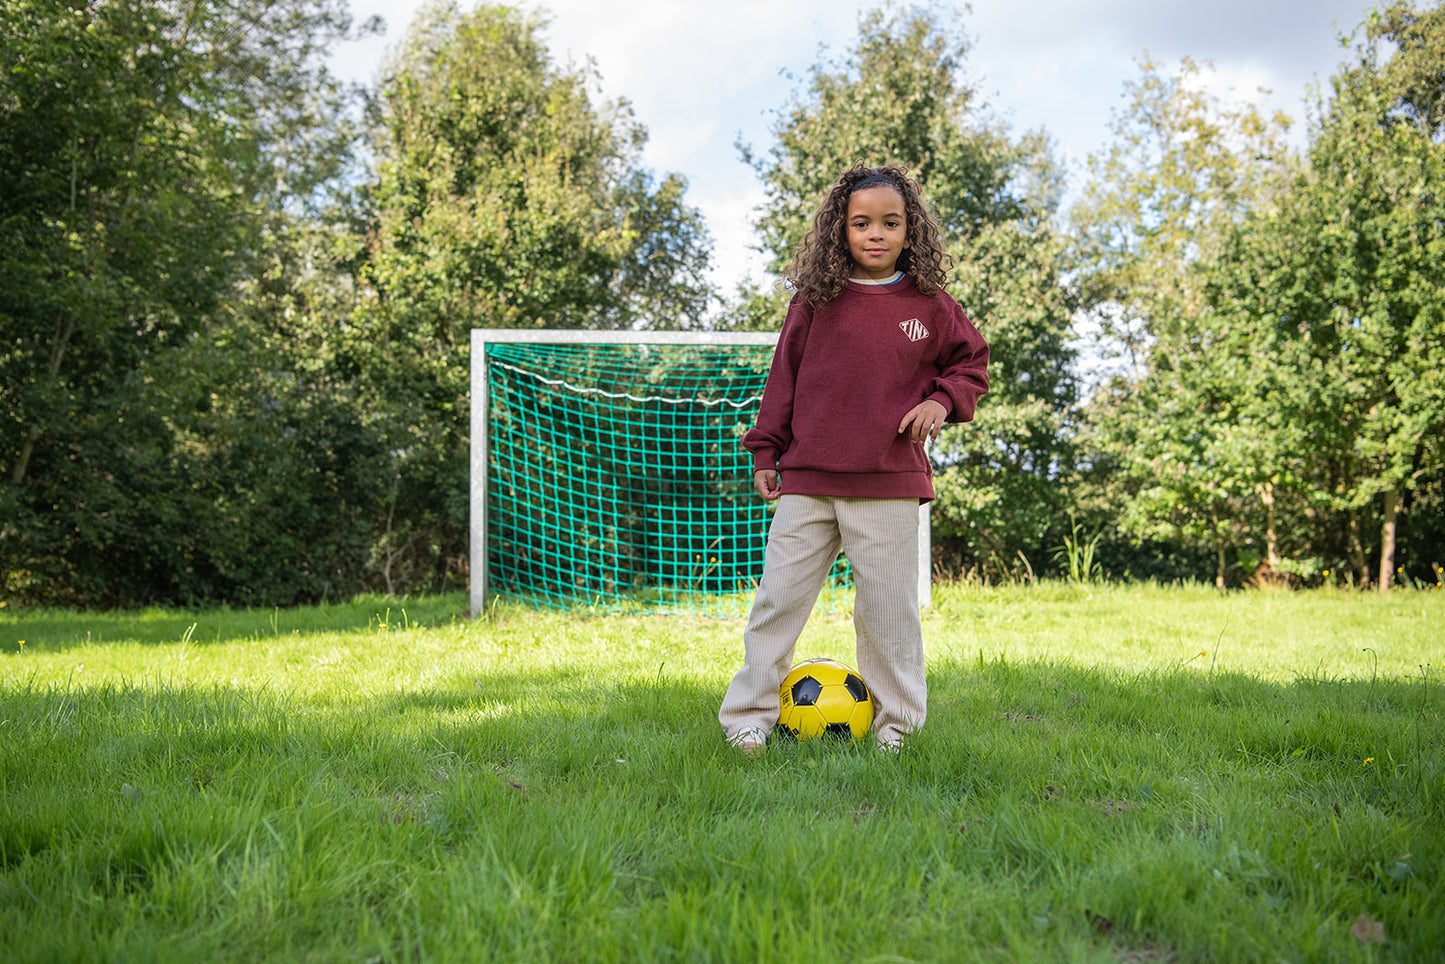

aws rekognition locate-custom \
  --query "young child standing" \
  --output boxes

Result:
[718,162,990,754]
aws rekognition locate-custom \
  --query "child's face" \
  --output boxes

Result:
[845,185,909,280]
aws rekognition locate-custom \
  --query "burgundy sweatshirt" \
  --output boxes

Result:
[743,275,990,501]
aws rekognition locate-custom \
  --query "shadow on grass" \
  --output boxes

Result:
[0,593,472,652]
[3,660,1441,940]
[3,612,1442,964]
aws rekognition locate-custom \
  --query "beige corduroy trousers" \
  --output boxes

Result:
[718,494,926,749]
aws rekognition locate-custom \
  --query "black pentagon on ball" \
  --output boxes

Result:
[824,722,855,738]
[844,673,870,702]
[790,675,824,707]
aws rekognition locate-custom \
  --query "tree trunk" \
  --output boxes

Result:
[1259,480,1280,582]
[1215,541,1227,592]
[9,437,36,486]
[1348,513,1369,589]
[1378,487,1401,593]
[10,315,77,486]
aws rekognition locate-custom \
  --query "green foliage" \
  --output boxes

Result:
[1071,6,1445,590]
[362,1,713,335]
[1254,5,1445,590]
[0,1,718,607]
[341,2,718,596]
[931,220,1081,576]
[1070,57,1299,589]
[1072,57,1294,373]
[146,214,404,605]
[0,0,372,605]
[3,0,1441,605]
[740,2,1056,274]
[1052,514,1103,585]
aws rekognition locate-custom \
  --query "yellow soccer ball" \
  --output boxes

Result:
[777,657,875,741]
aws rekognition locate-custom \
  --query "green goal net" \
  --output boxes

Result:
[470,331,854,616]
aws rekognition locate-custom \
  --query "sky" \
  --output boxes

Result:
[329,0,1381,292]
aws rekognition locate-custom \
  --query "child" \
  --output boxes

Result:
[718,162,989,754]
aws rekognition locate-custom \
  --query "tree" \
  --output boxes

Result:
[363,1,713,336]
[1072,58,1294,381]
[350,1,716,592]
[2,0,234,489]
[0,0,374,604]
[1209,1,1445,591]
[1073,4,1445,591]
[742,3,1048,271]
[1071,58,1299,587]
[734,2,1079,576]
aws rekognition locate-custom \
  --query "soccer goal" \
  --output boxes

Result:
[470,329,930,617]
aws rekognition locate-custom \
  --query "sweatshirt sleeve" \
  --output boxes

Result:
[741,296,812,469]
[927,300,990,424]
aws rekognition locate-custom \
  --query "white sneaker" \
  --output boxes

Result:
[730,729,769,757]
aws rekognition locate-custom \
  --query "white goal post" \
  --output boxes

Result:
[469,328,931,616]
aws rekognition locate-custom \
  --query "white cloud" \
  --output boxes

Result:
[695,188,771,295]
[332,0,1379,292]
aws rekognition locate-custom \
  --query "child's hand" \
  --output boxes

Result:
[899,399,948,442]
[753,469,782,501]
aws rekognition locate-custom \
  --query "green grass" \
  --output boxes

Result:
[1,583,1440,962]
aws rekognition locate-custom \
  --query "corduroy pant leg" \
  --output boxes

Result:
[718,495,842,744]
[837,498,926,748]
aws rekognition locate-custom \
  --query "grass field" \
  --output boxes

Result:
[1,583,1441,962]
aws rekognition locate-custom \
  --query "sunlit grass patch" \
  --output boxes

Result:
[1,585,1440,961]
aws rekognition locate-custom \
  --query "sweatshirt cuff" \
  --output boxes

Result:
[926,392,955,419]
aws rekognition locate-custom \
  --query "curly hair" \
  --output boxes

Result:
[784,162,953,305]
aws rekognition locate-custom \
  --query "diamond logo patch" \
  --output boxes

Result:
[899,318,929,342]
